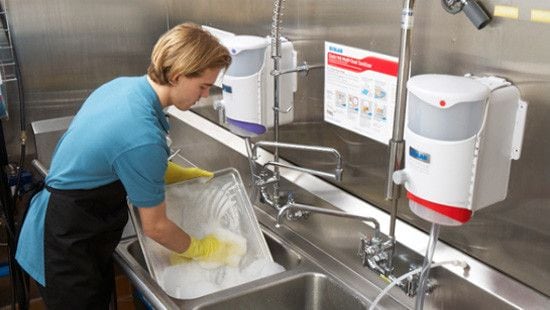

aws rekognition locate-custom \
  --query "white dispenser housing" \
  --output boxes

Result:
[219,35,297,135]
[393,74,527,226]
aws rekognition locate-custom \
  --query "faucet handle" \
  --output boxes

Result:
[286,208,310,221]
[359,236,380,266]
[402,265,439,297]
[285,197,312,221]
[359,236,395,276]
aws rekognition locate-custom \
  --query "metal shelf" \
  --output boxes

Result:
[0,1,21,118]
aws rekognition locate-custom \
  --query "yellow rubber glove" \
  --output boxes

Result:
[170,234,246,267]
[170,235,220,265]
[182,235,220,259]
[164,161,213,184]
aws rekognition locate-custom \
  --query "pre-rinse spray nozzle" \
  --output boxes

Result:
[442,0,492,30]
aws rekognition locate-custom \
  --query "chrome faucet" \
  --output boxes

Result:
[276,201,381,239]
[251,140,343,182]
[250,140,343,210]
[253,140,343,182]
[276,197,397,277]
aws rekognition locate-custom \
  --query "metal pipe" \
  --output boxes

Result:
[273,62,324,76]
[253,140,342,163]
[276,202,381,240]
[31,159,48,177]
[253,140,343,181]
[260,185,278,209]
[270,0,285,205]
[244,137,261,201]
[270,0,284,60]
[167,149,181,161]
[263,161,340,181]
[386,0,416,240]
[244,138,257,178]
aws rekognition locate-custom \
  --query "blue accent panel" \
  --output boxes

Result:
[227,118,267,135]
[409,146,431,163]
[222,84,232,94]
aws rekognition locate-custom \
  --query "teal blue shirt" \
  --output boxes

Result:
[16,75,169,285]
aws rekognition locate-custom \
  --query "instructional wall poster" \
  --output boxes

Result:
[324,42,398,145]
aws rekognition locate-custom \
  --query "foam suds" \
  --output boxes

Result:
[160,258,285,299]
[197,227,247,269]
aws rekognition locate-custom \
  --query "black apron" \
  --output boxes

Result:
[39,181,128,310]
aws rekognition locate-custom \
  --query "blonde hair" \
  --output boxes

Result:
[147,23,231,85]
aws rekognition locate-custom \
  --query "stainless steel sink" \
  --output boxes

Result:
[114,225,376,309]
[195,272,367,310]
[117,194,521,310]
[115,193,530,310]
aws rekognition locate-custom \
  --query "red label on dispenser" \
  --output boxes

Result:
[407,191,472,224]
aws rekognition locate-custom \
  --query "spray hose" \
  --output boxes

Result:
[368,260,469,310]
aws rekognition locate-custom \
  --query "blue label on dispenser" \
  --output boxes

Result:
[409,147,430,163]
[222,84,232,94]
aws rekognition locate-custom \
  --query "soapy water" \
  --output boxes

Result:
[155,171,284,299]
[160,227,283,299]
[161,257,285,299]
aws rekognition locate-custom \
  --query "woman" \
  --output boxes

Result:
[16,23,232,309]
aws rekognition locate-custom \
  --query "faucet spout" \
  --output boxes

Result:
[276,202,381,240]
[252,140,344,182]
[275,201,395,282]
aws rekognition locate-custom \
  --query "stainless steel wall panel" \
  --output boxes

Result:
[9,0,167,92]
[5,0,167,157]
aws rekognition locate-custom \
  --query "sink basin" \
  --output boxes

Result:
[116,226,376,310]
[125,229,302,272]
[195,272,368,310]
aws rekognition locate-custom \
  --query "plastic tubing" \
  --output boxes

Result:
[415,223,441,309]
[368,260,468,310]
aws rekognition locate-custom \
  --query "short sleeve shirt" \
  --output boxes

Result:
[16,75,169,285]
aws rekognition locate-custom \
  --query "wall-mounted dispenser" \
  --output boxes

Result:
[218,34,297,135]
[393,74,527,226]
